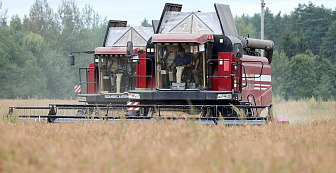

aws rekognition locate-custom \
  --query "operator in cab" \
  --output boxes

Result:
[168,48,194,82]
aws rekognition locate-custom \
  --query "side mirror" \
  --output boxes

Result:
[70,54,75,65]
[126,41,133,57]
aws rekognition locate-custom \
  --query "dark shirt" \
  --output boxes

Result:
[173,54,193,66]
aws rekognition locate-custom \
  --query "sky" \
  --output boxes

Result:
[1,0,336,26]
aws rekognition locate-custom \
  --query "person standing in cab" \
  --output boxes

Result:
[192,52,203,89]
[169,48,194,82]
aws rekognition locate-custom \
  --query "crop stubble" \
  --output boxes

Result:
[0,99,335,173]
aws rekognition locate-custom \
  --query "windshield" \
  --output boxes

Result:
[99,55,133,93]
[155,44,205,90]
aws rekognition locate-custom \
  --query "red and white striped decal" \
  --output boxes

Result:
[242,74,272,90]
[127,102,140,111]
[74,85,81,93]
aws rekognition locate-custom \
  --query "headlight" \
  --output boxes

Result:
[217,94,232,100]
[128,93,140,99]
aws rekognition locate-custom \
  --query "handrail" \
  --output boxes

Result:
[241,60,264,88]
[247,94,258,117]
[206,59,233,90]
[79,67,98,94]
[206,59,233,79]
[129,58,154,90]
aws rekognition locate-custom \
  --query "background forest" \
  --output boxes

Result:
[0,0,335,100]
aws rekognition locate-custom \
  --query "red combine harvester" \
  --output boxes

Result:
[70,20,153,104]
[126,3,282,124]
[7,3,288,125]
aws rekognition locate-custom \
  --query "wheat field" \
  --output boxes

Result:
[0,98,335,173]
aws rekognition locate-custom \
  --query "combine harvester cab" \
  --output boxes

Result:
[127,3,288,125]
[73,20,153,104]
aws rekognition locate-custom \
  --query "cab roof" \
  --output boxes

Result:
[154,3,238,37]
[95,47,143,56]
[151,33,209,44]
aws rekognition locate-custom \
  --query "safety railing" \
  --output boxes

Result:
[79,67,98,94]
[240,60,264,88]
[206,59,234,79]
[206,59,234,91]
[129,58,154,90]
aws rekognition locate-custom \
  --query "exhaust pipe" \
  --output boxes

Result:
[240,37,274,64]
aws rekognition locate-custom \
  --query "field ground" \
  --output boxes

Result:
[273,97,336,124]
[0,98,335,173]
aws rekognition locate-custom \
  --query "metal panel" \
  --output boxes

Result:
[105,27,130,47]
[78,94,128,104]
[134,27,153,44]
[87,63,96,94]
[214,3,238,37]
[113,28,133,46]
[169,13,193,34]
[151,34,208,44]
[152,20,159,34]
[94,47,139,55]
[105,27,153,47]
[169,13,215,34]
[217,52,232,91]
[103,20,127,46]
[158,11,222,35]
[152,91,206,100]
[108,20,127,27]
[159,11,189,33]
[156,3,183,34]
[136,53,147,88]
[195,12,222,34]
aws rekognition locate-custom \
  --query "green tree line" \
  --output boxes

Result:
[0,0,106,99]
[236,2,336,100]
[0,1,335,100]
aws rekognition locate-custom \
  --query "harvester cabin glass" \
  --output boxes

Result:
[155,44,205,90]
[98,55,131,94]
